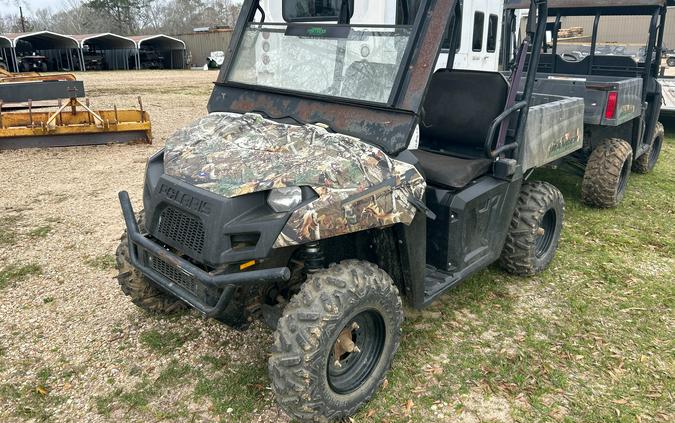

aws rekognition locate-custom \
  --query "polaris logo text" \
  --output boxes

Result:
[159,184,212,215]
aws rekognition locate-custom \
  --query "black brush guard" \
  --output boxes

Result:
[118,191,291,317]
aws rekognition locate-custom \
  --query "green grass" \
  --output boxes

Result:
[139,328,199,355]
[0,263,42,290]
[0,215,21,246]
[83,254,116,271]
[28,226,52,238]
[0,365,66,421]
[95,360,196,418]
[355,131,675,421]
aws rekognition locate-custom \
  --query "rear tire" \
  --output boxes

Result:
[115,211,186,314]
[500,181,564,276]
[633,122,664,174]
[269,260,403,421]
[581,138,633,208]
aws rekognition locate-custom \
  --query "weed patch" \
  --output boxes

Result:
[84,254,116,271]
[139,328,198,355]
[0,263,42,290]
[28,226,52,238]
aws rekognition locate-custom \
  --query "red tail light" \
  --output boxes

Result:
[605,91,618,120]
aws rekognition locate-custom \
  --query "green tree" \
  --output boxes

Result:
[86,0,153,34]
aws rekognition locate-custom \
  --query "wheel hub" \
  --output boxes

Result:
[333,322,360,368]
[327,310,386,395]
[535,209,556,258]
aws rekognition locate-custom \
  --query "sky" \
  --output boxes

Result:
[3,0,68,15]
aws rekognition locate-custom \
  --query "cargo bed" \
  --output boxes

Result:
[525,74,642,127]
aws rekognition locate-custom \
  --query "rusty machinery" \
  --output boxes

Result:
[0,68,152,149]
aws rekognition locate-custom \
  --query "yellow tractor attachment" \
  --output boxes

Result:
[0,67,77,83]
[0,97,152,150]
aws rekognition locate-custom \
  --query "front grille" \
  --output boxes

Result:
[157,206,205,254]
[148,254,199,293]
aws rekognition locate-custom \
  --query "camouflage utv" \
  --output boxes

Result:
[117,0,575,420]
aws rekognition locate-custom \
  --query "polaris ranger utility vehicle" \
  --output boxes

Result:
[116,0,583,420]
[504,0,671,208]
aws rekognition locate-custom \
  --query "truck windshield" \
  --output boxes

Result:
[227,23,411,104]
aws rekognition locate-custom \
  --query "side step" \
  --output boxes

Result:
[423,265,462,306]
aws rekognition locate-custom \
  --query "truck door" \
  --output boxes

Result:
[436,0,503,72]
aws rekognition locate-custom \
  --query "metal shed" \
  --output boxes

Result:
[174,30,233,68]
[71,33,138,71]
[2,31,81,72]
[129,35,186,70]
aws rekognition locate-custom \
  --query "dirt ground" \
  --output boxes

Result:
[0,70,289,422]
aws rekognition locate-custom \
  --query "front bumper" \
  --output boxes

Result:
[119,191,291,317]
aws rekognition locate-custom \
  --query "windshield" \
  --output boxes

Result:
[227,23,412,104]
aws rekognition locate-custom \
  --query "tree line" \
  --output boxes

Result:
[0,0,241,36]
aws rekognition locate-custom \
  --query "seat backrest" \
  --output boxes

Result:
[420,70,509,158]
[591,55,640,77]
[340,61,398,103]
[525,53,554,73]
[554,55,591,74]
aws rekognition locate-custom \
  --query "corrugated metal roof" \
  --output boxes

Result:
[129,34,186,49]
[70,33,136,49]
[2,31,79,49]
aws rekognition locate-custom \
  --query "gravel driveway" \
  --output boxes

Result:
[0,70,289,422]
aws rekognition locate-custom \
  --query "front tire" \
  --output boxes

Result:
[115,211,186,314]
[269,260,403,422]
[581,138,633,208]
[633,122,664,174]
[500,181,564,276]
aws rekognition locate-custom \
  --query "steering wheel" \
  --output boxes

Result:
[561,53,580,62]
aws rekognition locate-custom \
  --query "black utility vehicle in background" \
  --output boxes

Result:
[115,0,584,420]
[505,0,671,207]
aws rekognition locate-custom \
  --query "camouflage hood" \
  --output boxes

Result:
[164,112,426,247]
[165,112,413,198]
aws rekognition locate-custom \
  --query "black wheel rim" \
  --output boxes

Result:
[535,209,557,258]
[648,136,662,169]
[617,158,631,196]
[327,309,386,395]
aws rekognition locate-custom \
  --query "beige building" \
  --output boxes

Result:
[561,7,675,48]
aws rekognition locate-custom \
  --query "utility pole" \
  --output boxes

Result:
[19,6,26,32]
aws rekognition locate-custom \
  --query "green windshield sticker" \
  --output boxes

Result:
[306,27,327,36]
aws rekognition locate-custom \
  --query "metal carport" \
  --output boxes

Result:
[3,31,81,72]
[129,35,186,70]
[72,33,138,71]
[0,35,11,71]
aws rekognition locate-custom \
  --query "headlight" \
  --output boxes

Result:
[267,187,302,212]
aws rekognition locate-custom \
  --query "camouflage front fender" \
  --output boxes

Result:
[163,112,426,247]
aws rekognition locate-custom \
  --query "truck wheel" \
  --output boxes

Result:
[500,181,564,276]
[581,138,633,208]
[115,211,186,314]
[633,122,664,174]
[269,260,403,421]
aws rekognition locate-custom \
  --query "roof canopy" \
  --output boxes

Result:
[3,31,79,49]
[71,33,136,49]
[129,34,186,50]
[505,0,674,14]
